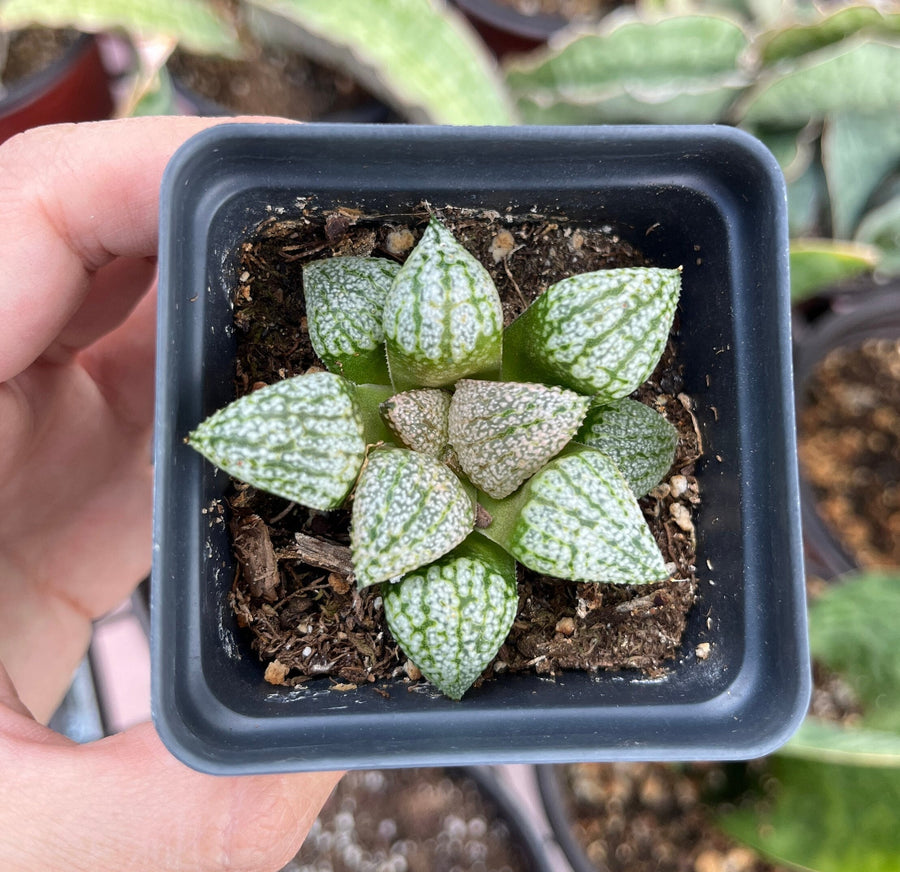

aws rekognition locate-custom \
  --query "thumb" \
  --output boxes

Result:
[0,719,341,872]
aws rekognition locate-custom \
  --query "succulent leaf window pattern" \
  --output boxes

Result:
[190,219,683,699]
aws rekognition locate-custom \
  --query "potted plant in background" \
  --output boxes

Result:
[152,121,808,774]
[0,25,112,143]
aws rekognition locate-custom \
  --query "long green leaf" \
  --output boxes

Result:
[856,193,900,275]
[505,14,747,124]
[721,758,900,872]
[244,0,514,124]
[807,572,900,733]
[783,719,900,768]
[0,0,241,57]
[822,112,900,238]
[758,6,900,65]
[741,38,900,126]
[789,239,878,301]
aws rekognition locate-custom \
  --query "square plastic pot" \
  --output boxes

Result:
[152,123,809,774]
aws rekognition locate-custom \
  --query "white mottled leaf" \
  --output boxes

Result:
[189,372,366,511]
[380,388,452,458]
[384,219,503,391]
[351,448,474,588]
[481,446,669,584]
[502,267,681,402]
[449,379,590,499]
[383,534,517,700]
[574,398,678,497]
[303,256,399,385]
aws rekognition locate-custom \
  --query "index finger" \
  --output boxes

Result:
[0,116,284,382]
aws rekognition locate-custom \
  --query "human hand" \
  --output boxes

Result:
[0,117,340,872]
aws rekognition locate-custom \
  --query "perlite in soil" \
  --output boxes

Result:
[189,217,684,700]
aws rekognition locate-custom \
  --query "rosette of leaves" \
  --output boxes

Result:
[190,217,682,699]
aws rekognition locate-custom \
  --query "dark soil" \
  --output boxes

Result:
[558,761,790,872]
[1,28,79,88]
[168,45,374,120]
[285,769,534,872]
[227,204,701,692]
[797,338,900,568]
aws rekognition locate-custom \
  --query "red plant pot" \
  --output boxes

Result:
[1,33,113,145]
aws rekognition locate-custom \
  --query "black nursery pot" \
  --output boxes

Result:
[152,124,809,774]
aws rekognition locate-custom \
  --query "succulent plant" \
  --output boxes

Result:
[190,217,683,699]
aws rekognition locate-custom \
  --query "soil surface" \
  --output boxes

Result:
[226,204,701,693]
[0,28,79,89]
[168,45,374,120]
[558,761,791,872]
[797,338,900,568]
[285,768,534,872]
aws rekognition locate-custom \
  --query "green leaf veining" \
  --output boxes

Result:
[303,255,400,384]
[449,379,590,499]
[383,534,518,700]
[189,372,366,511]
[574,398,678,497]
[351,448,475,589]
[502,267,681,402]
[384,218,503,391]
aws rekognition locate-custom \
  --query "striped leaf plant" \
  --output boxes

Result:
[189,218,683,699]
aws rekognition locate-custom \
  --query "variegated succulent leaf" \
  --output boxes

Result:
[303,256,400,384]
[383,534,518,700]
[502,267,681,402]
[480,446,669,584]
[380,388,452,458]
[188,372,366,511]
[351,448,475,589]
[449,379,591,499]
[384,218,503,391]
[575,398,678,497]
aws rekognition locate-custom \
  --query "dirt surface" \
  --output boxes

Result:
[558,761,790,872]
[285,769,534,872]
[168,45,375,120]
[225,204,701,692]
[797,338,900,568]
[1,28,79,88]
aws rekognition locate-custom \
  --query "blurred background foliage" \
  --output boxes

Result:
[2,1,898,869]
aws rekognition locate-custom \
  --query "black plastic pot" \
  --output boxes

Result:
[153,123,809,774]
[451,0,569,56]
[0,32,112,144]
[793,286,900,579]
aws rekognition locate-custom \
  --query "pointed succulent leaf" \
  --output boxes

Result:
[351,448,474,589]
[380,388,452,458]
[188,372,366,511]
[383,534,518,700]
[574,398,678,497]
[480,446,668,585]
[303,256,399,384]
[502,267,681,402]
[384,218,503,391]
[449,379,590,499]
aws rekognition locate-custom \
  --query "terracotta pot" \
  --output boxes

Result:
[0,32,112,145]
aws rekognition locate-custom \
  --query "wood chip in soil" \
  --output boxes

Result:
[225,204,702,692]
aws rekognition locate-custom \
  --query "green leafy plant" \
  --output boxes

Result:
[720,572,900,871]
[189,217,683,699]
[502,3,900,292]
